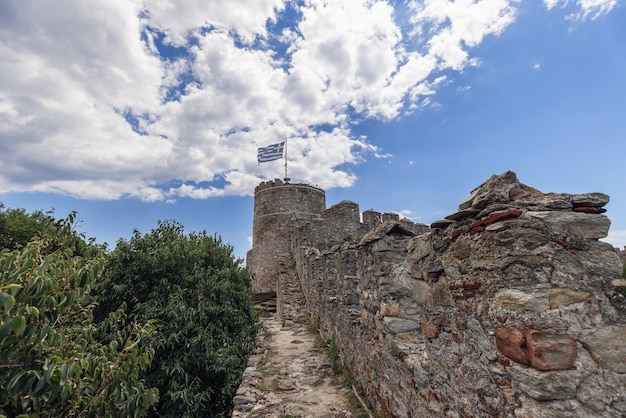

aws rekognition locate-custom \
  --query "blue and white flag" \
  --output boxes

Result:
[257,141,284,163]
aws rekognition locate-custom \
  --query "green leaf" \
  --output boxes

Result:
[0,322,9,342]
[0,291,15,313]
[11,315,27,336]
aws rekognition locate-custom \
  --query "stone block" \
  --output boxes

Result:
[493,286,550,312]
[383,317,420,334]
[379,284,412,300]
[380,302,399,318]
[420,321,439,339]
[412,280,432,306]
[507,363,587,401]
[570,192,609,208]
[492,227,548,249]
[548,288,590,309]
[527,211,611,239]
[407,234,431,263]
[526,330,577,371]
[580,324,626,373]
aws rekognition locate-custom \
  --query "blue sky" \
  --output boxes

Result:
[1,0,624,261]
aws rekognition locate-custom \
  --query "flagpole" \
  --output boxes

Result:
[284,137,289,182]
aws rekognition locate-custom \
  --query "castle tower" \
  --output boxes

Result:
[247,179,325,292]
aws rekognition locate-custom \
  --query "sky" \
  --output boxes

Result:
[1,0,625,261]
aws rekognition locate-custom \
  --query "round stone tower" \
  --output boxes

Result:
[247,179,325,292]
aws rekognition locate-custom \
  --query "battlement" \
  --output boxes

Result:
[247,180,429,291]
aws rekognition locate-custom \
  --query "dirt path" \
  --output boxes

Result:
[231,314,359,417]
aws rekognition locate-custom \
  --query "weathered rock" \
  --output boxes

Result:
[412,280,432,305]
[526,330,577,371]
[612,278,626,287]
[527,211,611,239]
[570,192,610,208]
[507,363,587,401]
[492,227,549,249]
[579,324,626,373]
[467,317,498,361]
[420,321,439,339]
[430,219,454,229]
[458,171,542,210]
[379,284,412,300]
[445,208,481,221]
[379,302,399,318]
[233,395,255,406]
[383,317,420,334]
[407,234,430,263]
[493,286,550,312]
[548,288,591,309]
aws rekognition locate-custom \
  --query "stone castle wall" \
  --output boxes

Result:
[247,179,427,292]
[246,172,626,416]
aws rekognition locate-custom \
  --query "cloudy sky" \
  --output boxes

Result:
[1,0,624,259]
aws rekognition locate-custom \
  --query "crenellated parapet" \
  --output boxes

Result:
[247,179,428,292]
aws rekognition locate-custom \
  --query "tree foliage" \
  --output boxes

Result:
[94,221,258,417]
[0,204,56,251]
[0,213,158,417]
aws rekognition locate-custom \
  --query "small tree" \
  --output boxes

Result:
[0,204,56,251]
[0,213,158,417]
[94,221,258,417]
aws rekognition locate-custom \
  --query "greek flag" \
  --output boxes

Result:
[257,142,284,163]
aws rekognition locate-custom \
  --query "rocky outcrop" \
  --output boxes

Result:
[289,171,625,417]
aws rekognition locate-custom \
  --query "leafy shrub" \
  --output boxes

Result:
[0,213,157,417]
[93,221,258,417]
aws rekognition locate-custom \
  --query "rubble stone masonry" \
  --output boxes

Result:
[245,171,626,417]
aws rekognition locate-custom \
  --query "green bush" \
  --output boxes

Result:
[93,221,258,417]
[0,213,157,417]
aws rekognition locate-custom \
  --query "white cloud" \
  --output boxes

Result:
[142,0,286,45]
[603,229,626,251]
[0,0,618,201]
[543,0,617,20]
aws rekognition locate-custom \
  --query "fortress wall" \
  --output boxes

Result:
[292,172,626,417]
[362,209,382,232]
[321,200,362,244]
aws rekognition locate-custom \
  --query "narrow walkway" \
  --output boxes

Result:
[231,314,357,417]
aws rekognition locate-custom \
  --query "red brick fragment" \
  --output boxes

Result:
[573,206,606,214]
[482,209,523,226]
[450,227,470,240]
[495,327,530,365]
[495,327,577,371]
[470,219,484,229]
[470,226,486,234]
